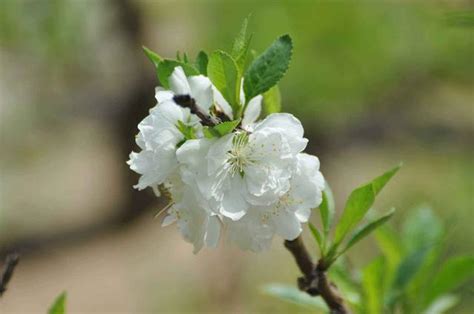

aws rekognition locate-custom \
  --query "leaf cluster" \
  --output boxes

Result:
[265,205,474,314]
[310,164,402,269]
[142,15,292,139]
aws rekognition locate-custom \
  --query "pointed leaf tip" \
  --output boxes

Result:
[243,34,293,102]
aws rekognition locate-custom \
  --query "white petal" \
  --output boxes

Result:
[176,139,219,211]
[219,175,248,220]
[289,153,325,211]
[295,208,311,223]
[127,145,178,190]
[169,66,191,95]
[256,115,308,154]
[242,95,262,128]
[255,113,303,135]
[206,133,233,175]
[155,87,174,103]
[188,75,213,112]
[135,132,146,150]
[245,164,290,206]
[204,216,221,248]
[271,210,302,240]
[224,213,273,252]
[212,86,233,119]
[176,138,211,169]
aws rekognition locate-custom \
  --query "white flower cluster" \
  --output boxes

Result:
[128,67,325,253]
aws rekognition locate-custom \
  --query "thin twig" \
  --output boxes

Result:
[0,252,20,297]
[173,95,220,127]
[284,237,350,314]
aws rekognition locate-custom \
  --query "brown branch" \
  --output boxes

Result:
[173,94,220,127]
[0,252,19,297]
[284,237,350,314]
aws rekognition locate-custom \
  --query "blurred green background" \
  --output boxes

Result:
[0,0,472,313]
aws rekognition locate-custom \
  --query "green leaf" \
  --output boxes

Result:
[142,46,162,67]
[232,15,250,57]
[48,292,67,314]
[183,52,189,64]
[362,257,385,314]
[262,85,281,115]
[374,226,403,292]
[195,51,208,75]
[261,284,327,311]
[157,59,199,89]
[320,184,336,237]
[202,126,218,139]
[372,163,402,195]
[333,183,375,247]
[339,208,395,256]
[207,50,240,114]
[176,120,196,140]
[243,34,293,102]
[333,164,401,247]
[308,222,324,254]
[402,206,444,254]
[389,246,431,304]
[212,119,241,136]
[232,15,252,73]
[426,255,474,304]
[423,295,459,314]
[375,226,403,269]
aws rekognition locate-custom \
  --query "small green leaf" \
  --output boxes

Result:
[261,284,327,311]
[362,257,385,314]
[176,120,196,140]
[48,292,67,314]
[208,50,240,114]
[423,294,459,314]
[232,15,250,57]
[142,46,162,67]
[183,52,189,64]
[372,163,402,195]
[202,126,218,139]
[308,222,324,254]
[426,255,474,304]
[339,208,395,256]
[212,119,241,136]
[374,226,403,291]
[333,183,375,246]
[402,206,444,254]
[262,85,281,115]
[232,15,252,73]
[333,164,401,247]
[320,184,336,237]
[157,59,199,89]
[195,51,208,75]
[389,246,431,303]
[243,34,293,102]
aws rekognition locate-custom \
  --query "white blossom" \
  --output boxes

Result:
[176,113,308,221]
[161,176,221,253]
[225,153,325,252]
[127,66,213,191]
[128,65,325,254]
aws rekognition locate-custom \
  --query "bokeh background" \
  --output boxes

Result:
[0,0,472,313]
